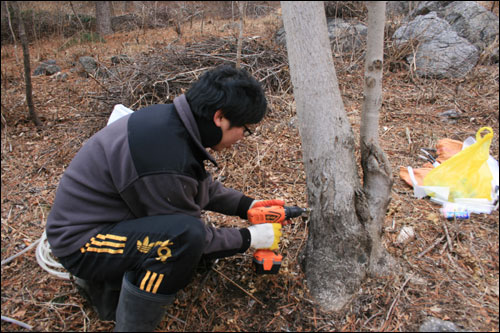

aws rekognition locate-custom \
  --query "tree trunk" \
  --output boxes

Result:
[360,1,394,276]
[11,1,42,127]
[281,1,393,312]
[5,0,20,65]
[95,1,113,36]
[69,1,86,32]
[236,1,247,68]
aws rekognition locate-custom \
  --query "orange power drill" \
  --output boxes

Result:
[247,205,308,274]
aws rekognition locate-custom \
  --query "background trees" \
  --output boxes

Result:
[8,1,42,126]
[95,1,113,36]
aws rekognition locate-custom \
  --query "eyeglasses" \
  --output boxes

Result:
[243,125,253,137]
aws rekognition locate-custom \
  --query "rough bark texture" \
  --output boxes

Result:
[360,1,394,276]
[96,1,113,36]
[282,1,393,312]
[236,1,247,69]
[11,1,42,127]
[282,1,370,312]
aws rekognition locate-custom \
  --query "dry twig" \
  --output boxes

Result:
[211,267,265,307]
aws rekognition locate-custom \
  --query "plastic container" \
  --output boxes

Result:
[440,208,469,220]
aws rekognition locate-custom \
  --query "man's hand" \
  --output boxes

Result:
[250,199,285,209]
[247,224,282,250]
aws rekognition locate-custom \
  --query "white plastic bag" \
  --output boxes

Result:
[407,166,449,201]
[107,104,134,126]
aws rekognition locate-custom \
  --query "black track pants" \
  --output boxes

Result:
[58,214,206,295]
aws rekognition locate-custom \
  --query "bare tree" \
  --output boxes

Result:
[96,1,113,36]
[10,1,42,127]
[360,1,393,276]
[281,1,392,312]
[236,1,247,68]
[69,1,86,32]
[4,1,20,65]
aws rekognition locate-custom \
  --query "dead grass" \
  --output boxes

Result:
[1,7,499,332]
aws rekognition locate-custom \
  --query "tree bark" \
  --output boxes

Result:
[281,1,393,312]
[282,1,369,311]
[5,1,20,65]
[11,1,42,127]
[69,1,86,32]
[236,1,247,69]
[95,1,113,36]
[360,1,394,276]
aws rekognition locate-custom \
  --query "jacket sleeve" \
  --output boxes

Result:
[203,175,255,219]
[202,225,251,259]
[120,173,253,257]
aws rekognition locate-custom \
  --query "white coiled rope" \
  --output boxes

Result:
[1,230,69,279]
[35,230,70,280]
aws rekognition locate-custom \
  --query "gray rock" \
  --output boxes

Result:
[78,56,98,75]
[393,12,479,78]
[52,72,68,82]
[409,1,453,18]
[327,18,367,54]
[111,54,131,65]
[386,1,419,17]
[275,19,367,56]
[419,316,467,332]
[439,109,459,124]
[33,66,46,76]
[409,1,499,63]
[45,64,61,75]
[441,1,498,62]
[77,56,109,78]
[33,60,61,76]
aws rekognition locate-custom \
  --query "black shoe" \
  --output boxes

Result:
[74,276,121,321]
[196,256,216,274]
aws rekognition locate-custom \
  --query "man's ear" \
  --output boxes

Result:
[213,110,224,127]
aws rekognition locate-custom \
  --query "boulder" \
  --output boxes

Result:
[111,54,131,65]
[410,1,499,63]
[78,56,98,77]
[33,60,61,76]
[418,317,468,332]
[326,18,367,54]
[77,56,109,78]
[409,1,453,17]
[393,12,479,78]
[441,1,499,63]
[386,1,418,17]
[275,18,367,55]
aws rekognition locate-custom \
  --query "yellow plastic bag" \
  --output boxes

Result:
[423,127,494,201]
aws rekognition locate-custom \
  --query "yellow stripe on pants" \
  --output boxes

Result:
[140,271,165,293]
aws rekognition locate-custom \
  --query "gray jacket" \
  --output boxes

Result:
[47,95,253,258]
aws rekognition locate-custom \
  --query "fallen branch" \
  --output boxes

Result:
[380,273,414,330]
[90,37,290,111]
[441,218,453,252]
[417,235,445,258]
[211,267,265,307]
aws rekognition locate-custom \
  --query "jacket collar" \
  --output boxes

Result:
[173,94,218,167]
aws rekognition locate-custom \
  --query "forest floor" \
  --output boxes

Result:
[1,8,499,333]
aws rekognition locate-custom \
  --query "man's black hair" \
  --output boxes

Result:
[185,65,267,127]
